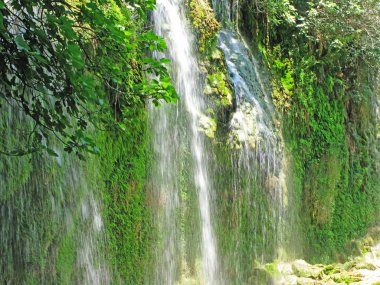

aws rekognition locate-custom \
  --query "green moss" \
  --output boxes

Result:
[270,50,294,111]
[304,152,341,225]
[323,264,340,275]
[24,277,39,285]
[264,261,278,275]
[206,72,233,107]
[93,105,153,284]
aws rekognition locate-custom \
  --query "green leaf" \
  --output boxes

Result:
[160,58,170,64]
[30,52,49,64]
[60,17,77,40]
[15,36,30,51]
[67,44,84,69]
[119,123,126,131]
[0,11,4,30]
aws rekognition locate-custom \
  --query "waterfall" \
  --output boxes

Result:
[151,0,220,284]
[212,0,239,27]
[150,0,288,283]
[212,1,288,283]
[0,103,110,284]
[220,26,286,252]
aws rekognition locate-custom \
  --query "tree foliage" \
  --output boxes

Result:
[0,0,177,157]
[298,0,380,65]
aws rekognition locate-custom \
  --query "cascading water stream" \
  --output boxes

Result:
[151,0,220,284]
[221,26,286,250]
[211,1,288,282]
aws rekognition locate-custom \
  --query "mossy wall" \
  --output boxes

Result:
[0,106,103,284]
[94,104,153,284]
[0,103,153,285]
[187,0,379,267]
[237,0,380,262]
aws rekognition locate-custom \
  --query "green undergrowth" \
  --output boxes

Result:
[0,102,154,284]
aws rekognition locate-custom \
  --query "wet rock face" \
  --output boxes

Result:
[228,102,257,149]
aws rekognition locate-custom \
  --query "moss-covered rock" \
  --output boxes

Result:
[199,114,217,139]
[188,0,220,53]
[273,238,380,285]
[291,260,324,279]
[228,103,257,150]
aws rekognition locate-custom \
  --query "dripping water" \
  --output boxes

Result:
[0,100,110,284]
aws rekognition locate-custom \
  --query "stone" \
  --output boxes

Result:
[279,274,297,285]
[353,261,378,270]
[278,262,294,275]
[292,259,324,278]
[296,277,319,285]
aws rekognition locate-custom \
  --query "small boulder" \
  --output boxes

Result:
[296,277,319,285]
[292,260,324,278]
[353,261,378,270]
[278,262,294,275]
[279,274,298,285]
